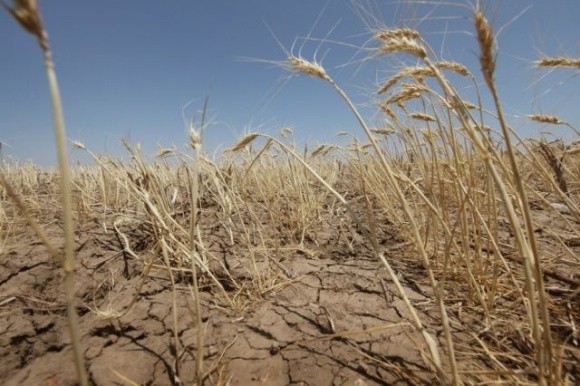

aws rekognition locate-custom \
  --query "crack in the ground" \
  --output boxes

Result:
[352,311,396,323]
[246,324,276,341]
[296,342,391,386]
[90,321,140,340]
[33,321,54,335]
[279,305,331,336]
[122,335,178,386]
[9,333,31,346]
[393,304,405,319]
[0,261,48,286]
[353,283,384,296]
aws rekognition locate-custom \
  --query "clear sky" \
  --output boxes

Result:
[1,1,578,166]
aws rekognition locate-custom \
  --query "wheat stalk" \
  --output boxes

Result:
[1,1,88,384]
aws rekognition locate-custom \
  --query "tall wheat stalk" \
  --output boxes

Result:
[1,1,88,384]
[473,8,553,382]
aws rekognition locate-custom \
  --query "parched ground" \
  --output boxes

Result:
[1,188,579,385]
[1,228,437,385]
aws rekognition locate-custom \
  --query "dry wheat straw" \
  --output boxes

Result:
[2,2,576,384]
[475,9,553,382]
[408,7,556,383]
[282,43,460,384]
[1,1,88,384]
[187,96,210,384]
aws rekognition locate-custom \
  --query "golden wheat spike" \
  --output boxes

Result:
[435,61,470,76]
[374,28,421,41]
[229,133,259,153]
[535,56,580,69]
[527,114,563,124]
[378,37,427,59]
[475,8,495,79]
[378,75,401,95]
[410,112,436,122]
[289,56,330,81]
[1,0,43,37]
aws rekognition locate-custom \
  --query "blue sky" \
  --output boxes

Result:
[1,0,578,166]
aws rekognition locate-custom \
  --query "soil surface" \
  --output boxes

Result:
[1,188,579,385]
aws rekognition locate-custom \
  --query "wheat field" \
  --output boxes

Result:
[1,1,579,385]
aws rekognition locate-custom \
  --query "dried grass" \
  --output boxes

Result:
[1,2,579,386]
